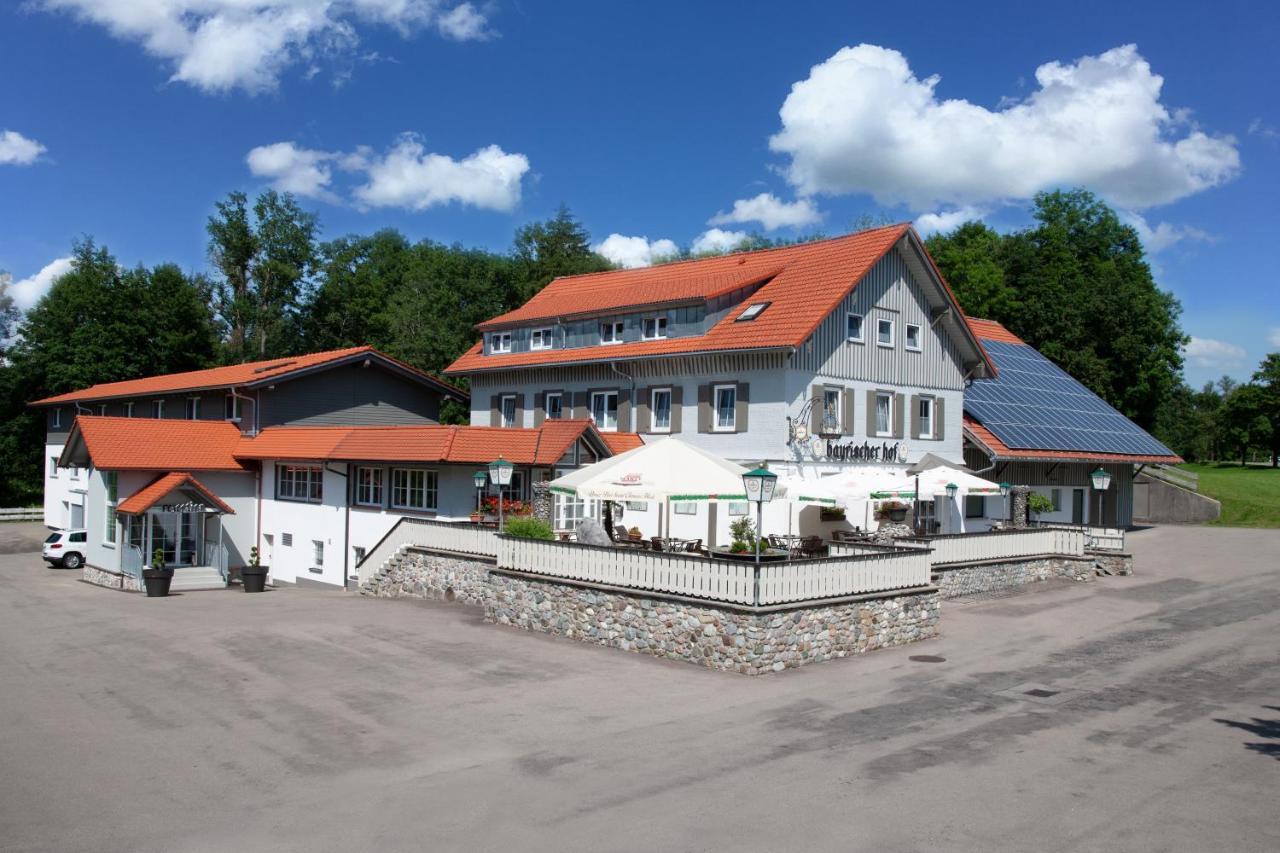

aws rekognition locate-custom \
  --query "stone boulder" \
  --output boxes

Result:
[576,518,613,547]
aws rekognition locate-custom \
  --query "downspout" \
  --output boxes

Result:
[609,362,636,433]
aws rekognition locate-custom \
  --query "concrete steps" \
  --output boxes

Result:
[168,566,227,592]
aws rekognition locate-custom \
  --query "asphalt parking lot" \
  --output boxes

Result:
[1,525,1277,853]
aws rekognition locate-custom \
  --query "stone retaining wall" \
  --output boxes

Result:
[82,565,141,592]
[362,547,940,675]
[1090,551,1134,576]
[934,555,1094,599]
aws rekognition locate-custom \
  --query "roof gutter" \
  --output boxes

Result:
[446,344,795,376]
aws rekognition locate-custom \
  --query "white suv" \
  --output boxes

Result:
[43,529,87,569]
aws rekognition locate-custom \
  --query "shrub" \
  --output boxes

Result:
[1028,493,1055,518]
[503,517,555,540]
[729,541,749,554]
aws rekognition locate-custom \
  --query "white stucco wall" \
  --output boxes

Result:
[43,444,85,530]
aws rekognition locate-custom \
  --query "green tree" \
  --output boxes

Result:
[1252,353,1280,466]
[207,190,318,361]
[510,206,611,303]
[924,221,1019,321]
[303,230,413,351]
[1221,384,1271,465]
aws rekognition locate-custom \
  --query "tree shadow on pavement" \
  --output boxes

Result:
[1215,706,1280,759]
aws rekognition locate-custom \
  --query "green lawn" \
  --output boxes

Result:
[1178,463,1280,527]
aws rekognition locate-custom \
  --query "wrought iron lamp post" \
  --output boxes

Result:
[999,482,1011,524]
[1090,467,1112,526]
[473,470,487,515]
[488,457,514,531]
[742,464,778,566]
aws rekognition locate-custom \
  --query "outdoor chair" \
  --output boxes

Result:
[767,535,785,549]
[613,525,630,542]
[799,536,828,558]
[685,539,702,554]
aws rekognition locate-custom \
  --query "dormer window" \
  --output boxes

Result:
[491,332,512,353]
[530,328,553,350]
[642,315,668,340]
[736,302,770,322]
[600,320,625,345]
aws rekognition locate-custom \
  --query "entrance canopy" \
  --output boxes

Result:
[548,437,751,502]
[117,472,235,516]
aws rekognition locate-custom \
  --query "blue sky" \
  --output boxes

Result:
[1,0,1276,387]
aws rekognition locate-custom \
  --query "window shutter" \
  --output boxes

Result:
[893,393,905,438]
[810,384,822,434]
[617,390,632,433]
[935,397,946,440]
[635,388,650,434]
[670,386,683,433]
[489,395,500,428]
[514,393,525,428]
[533,392,545,427]
[910,395,921,439]
[865,390,876,436]
[735,382,749,433]
[843,387,856,436]
[573,391,588,420]
[697,384,711,433]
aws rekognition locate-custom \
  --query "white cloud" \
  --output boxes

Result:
[770,44,1240,210]
[593,234,679,269]
[691,228,748,255]
[1120,210,1211,254]
[913,206,985,236]
[1268,328,1280,349]
[1184,336,1247,369]
[0,130,46,165]
[351,135,529,211]
[246,141,337,201]
[36,1,492,95]
[708,193,821,230]
[1248,118,1279,140]
[9,257,74,312]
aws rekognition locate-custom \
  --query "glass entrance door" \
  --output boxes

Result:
[149,511,205,567]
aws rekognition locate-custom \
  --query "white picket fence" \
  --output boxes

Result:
[497,536,931,606]
[356,518,498,584]
[900,527,1085,566]
[1035,522,1126,551]
[0,507,42,522]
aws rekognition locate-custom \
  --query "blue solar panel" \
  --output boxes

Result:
[965,340,1175,457]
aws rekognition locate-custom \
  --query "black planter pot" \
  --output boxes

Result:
[887,509,908,523]
[142,568,174,598]
[241,565,268,593]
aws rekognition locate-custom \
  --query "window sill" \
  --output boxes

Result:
[598,340,624,346]
[905,346,922,353]
[876,342,895,349]
[846,338,864,345]
[276,497,323,504]
[389,506,439,516]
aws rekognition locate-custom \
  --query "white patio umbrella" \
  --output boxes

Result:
[889,465,1003,501]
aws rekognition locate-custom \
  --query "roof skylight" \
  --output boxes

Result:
[735,302,770,322]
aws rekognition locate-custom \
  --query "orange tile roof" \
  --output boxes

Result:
[966,317,1027,345]
[447,225,991,374]
[66,417,248,471]
[233,419,639,466]
[31,346,465,406]
[599,432,645,455]
[964,416,1182,464]
[117,472,235,515]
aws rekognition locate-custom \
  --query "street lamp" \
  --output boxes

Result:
[488,457,514,531]
[999,482,1011,524]
[472,470,487,516]
[1090,467,1112,526]
[742,464,778,567]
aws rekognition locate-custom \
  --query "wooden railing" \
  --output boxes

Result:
[497,536,931,606]
[356,518,498,584]
[1034,522,1126,551]
[898,527,1085,566]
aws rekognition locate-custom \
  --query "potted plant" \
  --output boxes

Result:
[878,500,910,523]
[470,509,484,523]
[1027,493,1054,525]
[628,526,642,542]
[142,548,173,597]
[241,545,268,593]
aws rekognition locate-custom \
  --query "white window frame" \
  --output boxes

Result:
[530,327,553,350]
[876,318,895,348]
[641,315,668,340]
[590,391,619,432]
[52,408,62,428]
[313,540,324,568]
[490,332,512,353]
[96,404,107,416]
[355,467,384,507]
[918,396,934,440]
[224,395,241,422]
[846,313,864,343]
[874,391,893,437]
[391,468,438,511]
[276,464,323,503]
[123,402,135,418]
[151,400,164,419]
[905,323,923,352]
[544,392,563,420]
[69,464,79,481]
[186,397,200,420]
[673,502,697,515]
[713,384,737,433]
[650,387,672,433]
[49,456,58,478]
[965,495,987,519]
[500,394,517,428]
[600,320,625,345]
[103,471,118,546]
[727,502,748,516]
[1051,488,1062,512]
[822,387,842,434]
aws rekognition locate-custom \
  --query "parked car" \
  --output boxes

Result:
[43,529,87,569]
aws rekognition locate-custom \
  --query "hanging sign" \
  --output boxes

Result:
[155,502,211,514]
